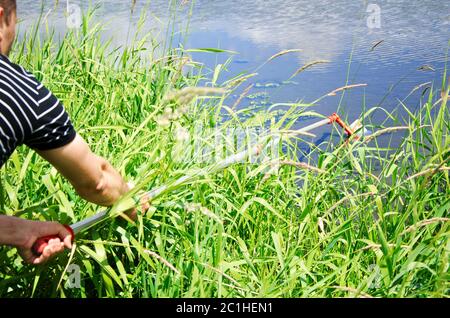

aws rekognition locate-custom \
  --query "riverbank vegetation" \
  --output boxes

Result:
[0,8,448,298]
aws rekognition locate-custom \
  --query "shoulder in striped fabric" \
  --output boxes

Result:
[0,54,76,166]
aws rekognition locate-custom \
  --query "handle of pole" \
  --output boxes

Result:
[329,113,355,137]
[31,225,74,256]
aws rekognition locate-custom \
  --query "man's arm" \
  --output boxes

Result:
[0,215,72,265]
[36,134,130,207]
[0,134,141,265]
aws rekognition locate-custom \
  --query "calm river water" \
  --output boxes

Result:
[17,0,450,145]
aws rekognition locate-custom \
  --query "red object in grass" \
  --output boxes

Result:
[31,224,74,256]
[328,113,356,138]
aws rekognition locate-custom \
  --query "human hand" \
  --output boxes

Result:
[16,220,73,265]
[123,182,150,221]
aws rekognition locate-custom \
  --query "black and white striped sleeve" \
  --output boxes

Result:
[24,84,77,151]
[0,54,76,157]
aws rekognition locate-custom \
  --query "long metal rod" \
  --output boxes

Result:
[69,116,334,234]
[71,210,107,234]
[137,116,333,201]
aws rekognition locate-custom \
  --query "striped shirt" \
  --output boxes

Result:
[0,54,76,167]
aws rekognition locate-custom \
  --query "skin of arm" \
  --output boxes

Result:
[36,134,130,207]
[0,6,147,265]
[36,133,146,220]
[0,215,72,265]
[0,133,148,264]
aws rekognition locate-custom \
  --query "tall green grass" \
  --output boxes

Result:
[0,8,448,298]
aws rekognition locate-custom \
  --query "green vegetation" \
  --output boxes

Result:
[0,9,448,298]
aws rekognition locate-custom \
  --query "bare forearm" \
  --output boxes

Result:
[0,215,24,246]
[37,135,130,207]
[75,155,129,206]
[0,215,73,264]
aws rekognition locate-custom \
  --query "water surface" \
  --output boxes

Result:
[17,1,450,145]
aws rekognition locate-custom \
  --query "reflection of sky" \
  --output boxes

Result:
[18,1,449,63]
[16,0,449,131]
[190,0,449,65]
